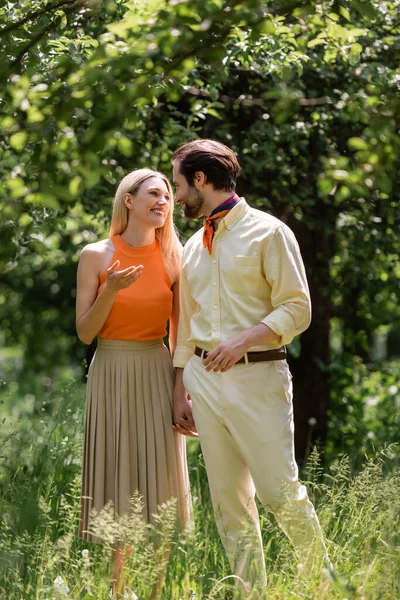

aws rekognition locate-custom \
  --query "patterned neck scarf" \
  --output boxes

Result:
[203,194,240,255]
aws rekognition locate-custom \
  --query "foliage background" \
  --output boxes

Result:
[1,0,400,597]
[1,0,399,460]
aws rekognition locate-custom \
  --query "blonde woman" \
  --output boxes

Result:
[76,169,194,597]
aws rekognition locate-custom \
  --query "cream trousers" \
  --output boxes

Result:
[183,354,327,589]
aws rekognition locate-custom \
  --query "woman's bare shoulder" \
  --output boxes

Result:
[80,238,114,258]
[78,239,115,278]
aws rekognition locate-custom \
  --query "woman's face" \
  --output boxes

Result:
[126,176,171,228]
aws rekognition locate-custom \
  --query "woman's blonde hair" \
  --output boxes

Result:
[110,169,181,282]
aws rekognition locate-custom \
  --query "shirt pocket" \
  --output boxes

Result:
[225,255,260,293]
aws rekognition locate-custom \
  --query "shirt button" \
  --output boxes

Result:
[213,305,217,309]
[213,282,217,287]
[213,260,217,264]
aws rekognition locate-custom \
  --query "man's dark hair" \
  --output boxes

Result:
[173,139,241,192]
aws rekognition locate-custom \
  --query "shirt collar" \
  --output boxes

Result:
[221,197,248,230]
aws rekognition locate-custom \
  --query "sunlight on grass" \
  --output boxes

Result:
[0,378,399,599]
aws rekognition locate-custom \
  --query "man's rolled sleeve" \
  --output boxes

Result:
[261,225,311,346]
[172,267,196,368]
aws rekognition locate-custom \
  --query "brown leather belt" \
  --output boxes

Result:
[194,345,287,363]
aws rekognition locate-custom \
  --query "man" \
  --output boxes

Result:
[172,139,328,591]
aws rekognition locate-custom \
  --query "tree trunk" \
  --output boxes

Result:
[340,283,370,360]
[289,218,334,465]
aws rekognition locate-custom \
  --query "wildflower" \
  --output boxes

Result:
[308,417,317,426]
[82,549,89,558]
[53,575,70,598]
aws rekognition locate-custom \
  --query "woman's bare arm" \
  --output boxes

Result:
[75,244,143,344]
[168,246,183,357]
[169,277,179,357]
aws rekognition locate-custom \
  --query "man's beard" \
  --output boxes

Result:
[182,187,205,219]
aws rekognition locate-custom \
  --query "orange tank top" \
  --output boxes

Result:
[97,235,173,341]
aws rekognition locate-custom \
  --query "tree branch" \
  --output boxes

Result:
[266,0,317,17]
[298,96,330,105]
[185,86,330,107]
[11,0,85,69]
[0,0,78,36]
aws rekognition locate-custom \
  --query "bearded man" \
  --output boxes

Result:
[172,138,329,592]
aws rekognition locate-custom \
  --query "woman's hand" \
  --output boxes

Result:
[173,392,198,438]
[104,260,143,293]
[173,369,198,438]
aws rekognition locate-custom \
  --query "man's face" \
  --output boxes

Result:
[173,161,205,219]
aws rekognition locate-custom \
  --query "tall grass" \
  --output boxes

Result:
[1,377,399,599]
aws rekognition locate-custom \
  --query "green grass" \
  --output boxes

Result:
[1,377,400,599]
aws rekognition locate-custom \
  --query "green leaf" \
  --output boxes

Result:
[118,137,133,157]
[9,131,28,151]
[69,176,82,197]
[259,19,276,34]
[207,108,222,119]
[332,169,349,180]
[27,107,45,124]
[293,5,315,17]
[348,137,369,151]
[324,48,338,63]
[7,177,26,198]
[308,38,326,48]
[277,26,291,34]
[18,213,33,227]
[25,192,59,208]
[318,176,335,196]
[349,28,367,37]
[339,7,352,22]
[351,0,377,20]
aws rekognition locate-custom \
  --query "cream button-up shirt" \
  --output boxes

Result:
[173,198,311,369]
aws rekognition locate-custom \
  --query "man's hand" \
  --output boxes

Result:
[202,323,281,373]
[173,369,198,438]
[173,393,198,438]
[202,332,248,373]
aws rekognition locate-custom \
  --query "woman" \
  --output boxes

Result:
[75,169,193,596]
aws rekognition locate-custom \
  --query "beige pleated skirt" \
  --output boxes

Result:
[80,338,191,543]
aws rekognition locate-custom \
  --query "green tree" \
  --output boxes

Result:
[1,0,399,458]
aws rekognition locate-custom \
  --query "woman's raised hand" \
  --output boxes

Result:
[104,260,143,292]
